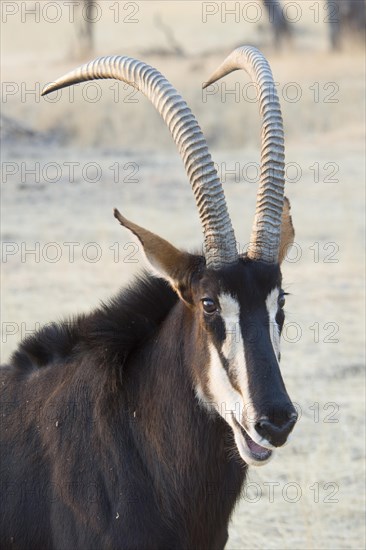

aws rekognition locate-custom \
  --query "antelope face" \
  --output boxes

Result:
[114,210,298,467]
[192,259,297,466]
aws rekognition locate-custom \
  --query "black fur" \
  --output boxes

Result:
[0,272,245,550]
[9,274,178,372]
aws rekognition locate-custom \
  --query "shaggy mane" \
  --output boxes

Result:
[10,272,178,372]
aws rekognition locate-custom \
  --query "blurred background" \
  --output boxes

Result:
[1,1,365,548]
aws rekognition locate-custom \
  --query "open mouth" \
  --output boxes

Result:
[232,417,272,464]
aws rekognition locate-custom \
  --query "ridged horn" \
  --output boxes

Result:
[42,56,238,269]
[204,46,285,264]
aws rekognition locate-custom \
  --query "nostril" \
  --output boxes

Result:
[255,418,267,430]
[289,411,298,423]
[255,418,271,434]
[255,415,297,448]
[255,418,272,439]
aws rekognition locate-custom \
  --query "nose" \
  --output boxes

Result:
[255,411,298,447]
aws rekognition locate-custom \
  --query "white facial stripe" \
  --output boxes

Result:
[219,294,250,405]
[207,342,243,426]
[265,288,281,359]
[205,294,250,428]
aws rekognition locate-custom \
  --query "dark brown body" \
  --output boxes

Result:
[0,275,245,550]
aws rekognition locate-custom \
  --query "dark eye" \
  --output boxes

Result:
[202,298,217,315]
[278,292,286,309]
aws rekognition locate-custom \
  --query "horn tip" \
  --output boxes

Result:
[202,80,212,90]
[41,83,55,97]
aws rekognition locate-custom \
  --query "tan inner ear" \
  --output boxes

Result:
[113,209,202,304]
[278,197,295,265]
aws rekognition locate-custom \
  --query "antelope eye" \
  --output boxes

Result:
[278,293,286,309]
[202,298,217,314]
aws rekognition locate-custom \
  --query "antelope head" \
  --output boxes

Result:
[42,46,298,466]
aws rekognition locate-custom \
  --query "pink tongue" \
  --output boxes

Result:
[247,437,267,455]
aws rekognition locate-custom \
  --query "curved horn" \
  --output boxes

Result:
[42,56,238,269]
[204,46,285,264]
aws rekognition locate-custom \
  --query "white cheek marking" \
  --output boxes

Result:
[265,288,281,359]
[220,294,251,407]
[205,294,251,426]
[207,343,243,426]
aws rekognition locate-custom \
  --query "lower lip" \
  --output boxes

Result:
[243,430,272,461]
[234,418,272,462]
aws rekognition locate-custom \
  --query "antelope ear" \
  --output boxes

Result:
[114,209,203,304]
[278,197,295,265]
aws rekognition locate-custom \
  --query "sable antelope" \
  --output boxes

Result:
[0,46,297,549]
